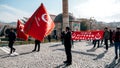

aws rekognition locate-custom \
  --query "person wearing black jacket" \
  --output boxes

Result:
[63,27,72,66]
[8,28,16,54]
[32,39,41,52]
[113,27,120,59]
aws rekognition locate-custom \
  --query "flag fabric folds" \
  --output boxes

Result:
[17,20,29,40]
[24,3,55,41]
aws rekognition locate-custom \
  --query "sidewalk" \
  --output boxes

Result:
[0,41,119,68]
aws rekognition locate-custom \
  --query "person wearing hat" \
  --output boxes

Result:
[63,27,72,66]
[113,26,120,59]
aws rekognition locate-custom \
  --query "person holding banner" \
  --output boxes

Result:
[63,27,72,66]
[103,27,110,50]
[8,28,16,55]
[32,39,41,52]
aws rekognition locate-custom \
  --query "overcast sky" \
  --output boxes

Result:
[0,0,120,23]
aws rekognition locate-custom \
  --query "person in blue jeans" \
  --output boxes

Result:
[113,27,120,59]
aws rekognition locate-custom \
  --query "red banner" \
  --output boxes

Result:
[72,30,104,40]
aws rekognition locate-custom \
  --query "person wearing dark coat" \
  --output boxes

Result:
[61,31,65,44]
[47,35,51,42]
[63,27,72,66]
[32,39,41,52]
[103,27,110,50]
[8,28,16,54]
[113,27,120,59]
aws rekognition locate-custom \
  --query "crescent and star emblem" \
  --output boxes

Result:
[35,13,51,27]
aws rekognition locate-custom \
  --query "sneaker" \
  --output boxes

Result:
[10,53,14,56]
[13,52,19,55]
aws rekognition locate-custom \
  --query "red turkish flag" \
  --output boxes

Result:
[24,3,55,41]
[17,20,29,40]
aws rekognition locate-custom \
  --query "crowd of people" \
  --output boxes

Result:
[6,26,120,66]
[91,27,120,60]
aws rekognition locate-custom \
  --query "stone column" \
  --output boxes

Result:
[62,0,69,31]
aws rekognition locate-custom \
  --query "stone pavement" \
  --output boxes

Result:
[0,41,120,68]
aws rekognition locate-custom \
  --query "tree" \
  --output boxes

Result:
[80,21,88,31]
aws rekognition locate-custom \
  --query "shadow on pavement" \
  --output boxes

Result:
[54,48,97,57]
[50,44,62,47]
[87,48,97,52]
[87,45,105,52]
[105,58,120,68]
[0,54,10,58]
[1,54,18,58]
[93,50,107,60]
[54,63,71,68]
[54,63,66,68]
[0,51,33,58]
[19,51,33,55]
[0,54,8,57]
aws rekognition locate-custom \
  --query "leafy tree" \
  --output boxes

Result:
[80,21,88,31]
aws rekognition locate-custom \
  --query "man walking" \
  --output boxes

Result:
[8,28,16,55]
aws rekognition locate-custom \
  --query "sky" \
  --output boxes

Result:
[0,0,120,23]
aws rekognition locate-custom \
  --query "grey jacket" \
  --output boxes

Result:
[103,31,110,39]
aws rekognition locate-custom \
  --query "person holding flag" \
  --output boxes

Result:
[32,39,41,52]
[24,3,55,42]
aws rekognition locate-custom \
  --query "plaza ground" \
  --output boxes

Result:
[0,41,120,68]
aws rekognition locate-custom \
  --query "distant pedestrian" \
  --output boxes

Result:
[8,28,16,55]
[113,27,120,59]
[93,39,100,48]
[63,27,72,66]
[103,27,110,50]
[48,35,51,42]
[32,39,41,52]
